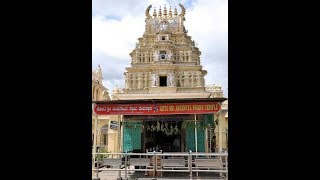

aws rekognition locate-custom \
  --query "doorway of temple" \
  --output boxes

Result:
[143,120,182,152]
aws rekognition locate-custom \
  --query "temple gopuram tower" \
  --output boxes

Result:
[93,4,227,154]
[114,4,211,100]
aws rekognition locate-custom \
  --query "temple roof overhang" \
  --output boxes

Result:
[93,97,227,104]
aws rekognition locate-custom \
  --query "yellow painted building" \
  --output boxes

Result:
[92,65,121,153]
[92,4,228,153]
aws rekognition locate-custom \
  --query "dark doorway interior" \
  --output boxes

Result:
[159,76,167,87]
[144,121,181,152]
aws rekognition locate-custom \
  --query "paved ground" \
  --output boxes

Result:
[92,166,226,180]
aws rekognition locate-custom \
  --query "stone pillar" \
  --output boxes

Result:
[201,76,205,87]
[151,73,158,87]
[132,74,136,89]
[184,72,188,87]
[129,74,132,89]
[147,52,150,62]
[137,73,142,89]
[155,74,159,86]
[196,72,201,87]
[125,74,129,89]
[172,73,176,86]
[141,73,145,88]
[119,115,123,152]
[167,72,174,87]
[191,72,194,87]
[144,52,147,62]
[218,109,227,152]
[145,73,149,88]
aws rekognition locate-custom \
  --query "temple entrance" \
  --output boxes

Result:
[143,120,182,152]
[123,114,211,153]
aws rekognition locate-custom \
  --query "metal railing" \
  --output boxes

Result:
[92,151,228,180]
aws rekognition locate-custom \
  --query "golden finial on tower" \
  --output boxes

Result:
[174,6,178,16]
[169,6,172,17]
[158,6,162,17]
[163,4,167,16]
[153,7,157,17]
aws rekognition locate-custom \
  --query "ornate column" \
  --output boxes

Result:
[145,73,149,88]
[176,73,180,87]
[151,73,158,87]
[141,73,145,88]
[147,52,150,62]
[137,73,142,89]
[153,51,159,62]
[191,72,194,87]
[168,51,173,61]
[193,72,197,87]
[125,74,129,89]
[167,72,175,87]
[184,72,189,87]
[196,72,201,87]
[132,73,136,89]
[172,73,176,86]
[130,74,133,89]
[201,75,205,87]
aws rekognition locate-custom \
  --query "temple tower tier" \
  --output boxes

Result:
[120,3,208,97]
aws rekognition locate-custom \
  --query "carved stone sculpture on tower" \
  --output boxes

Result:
[151,73,158,87]
[153,51,160,61]
[167,73,175,87]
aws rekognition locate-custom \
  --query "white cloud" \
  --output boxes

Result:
[92,15,145,59]
[93,0,228,97]
[93,0,146,18]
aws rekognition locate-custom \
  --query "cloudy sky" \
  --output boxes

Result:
[92,0,228,97]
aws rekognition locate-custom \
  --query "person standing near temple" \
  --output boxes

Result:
[211,136,216,153]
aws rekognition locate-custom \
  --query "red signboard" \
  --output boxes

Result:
[94,102,221,115]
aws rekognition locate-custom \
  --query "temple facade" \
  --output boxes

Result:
[93,3,228,154]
